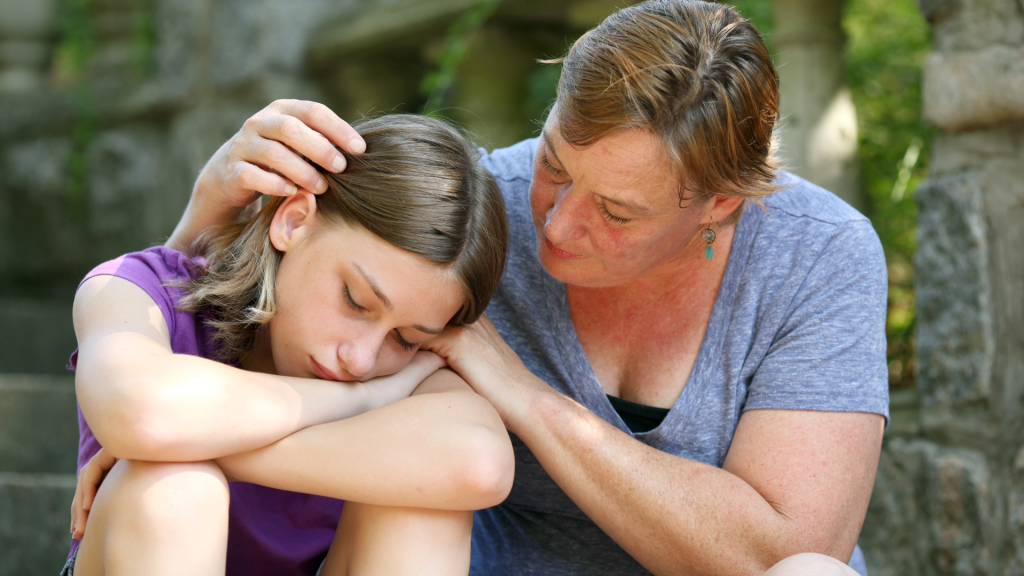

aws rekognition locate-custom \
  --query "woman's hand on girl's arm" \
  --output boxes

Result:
[74,275,380,463]
[167,100,364,251]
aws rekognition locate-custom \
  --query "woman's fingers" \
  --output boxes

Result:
[258,113,349,175]
[271,99,365,156]
[236,136,328,195]
[227,161,297,200]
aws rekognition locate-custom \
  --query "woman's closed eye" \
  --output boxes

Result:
[598,202,631,225]
[540,153,566,178]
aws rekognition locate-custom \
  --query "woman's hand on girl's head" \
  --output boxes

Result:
[70,447,118,540]
[169,100,364,251]
[197,100,364,206]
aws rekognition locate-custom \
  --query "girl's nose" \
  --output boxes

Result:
[338,337,380,379]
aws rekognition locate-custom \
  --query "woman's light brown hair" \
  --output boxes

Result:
[179,114,509,361]
[551,0,780,218]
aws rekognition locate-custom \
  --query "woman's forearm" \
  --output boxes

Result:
[507,387,881,576]
[216,369,515,511]
[166,172,256,252]
[511,389,792,576]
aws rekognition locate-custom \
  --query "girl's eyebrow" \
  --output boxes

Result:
[353,263,445,336]
[354,263,393,310]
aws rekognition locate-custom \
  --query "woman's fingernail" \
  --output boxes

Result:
[316,177,328,193]
[332,155,346,173]
[350,138,366,154]
[285,184,298,196]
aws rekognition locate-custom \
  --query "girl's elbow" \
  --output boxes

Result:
[459,427,515,508]
[89,393,180,460]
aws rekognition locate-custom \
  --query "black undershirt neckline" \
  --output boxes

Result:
[606,394,671,434]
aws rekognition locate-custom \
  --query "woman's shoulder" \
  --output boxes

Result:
[477,138,537,184]
[749,171,884,266]
[763,171,869,227]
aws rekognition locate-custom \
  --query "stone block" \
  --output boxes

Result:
[0,374,78,474]
[927,0,1024,52]
[153,0,206,100]
[926,447,993,574]
[0,300,77,375]
[914,170,993,407]
[862,439,933,576]
[0,473,77,575]
[863,440,994,576]
[930,124,1024,175]
[211,0,335,89]
[923,47,1024,132]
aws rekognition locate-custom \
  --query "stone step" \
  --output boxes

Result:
[0,374,79,474]
[0,473,77,576]
[0,299,78,375]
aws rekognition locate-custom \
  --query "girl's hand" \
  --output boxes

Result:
[422,315,546,427]
[70,448,118,540]
[195,99,365,207]
[359,351,447,411]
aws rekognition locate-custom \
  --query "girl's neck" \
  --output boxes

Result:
[239,329,277,374]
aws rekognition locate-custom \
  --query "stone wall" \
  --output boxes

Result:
[860,1,1024,574]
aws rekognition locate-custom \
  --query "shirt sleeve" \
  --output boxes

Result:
[744,219,890,423]
[76,248,193,345]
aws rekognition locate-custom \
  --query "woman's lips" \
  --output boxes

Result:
[310,357,343,382]
[544,235,584,259]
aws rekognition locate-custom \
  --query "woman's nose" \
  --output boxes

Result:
[544,185,586,243]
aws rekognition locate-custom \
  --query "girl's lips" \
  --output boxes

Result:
[310,357,343,382]
[544,236,584,259]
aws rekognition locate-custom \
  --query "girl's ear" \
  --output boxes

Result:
[269,191,318,252]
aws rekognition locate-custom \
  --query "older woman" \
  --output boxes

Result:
[169,1,886,574]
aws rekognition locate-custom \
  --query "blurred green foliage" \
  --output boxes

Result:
[844,0,932,389]
[421,0,506,115]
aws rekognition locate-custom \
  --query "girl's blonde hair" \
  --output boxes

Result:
[180,114,509,360]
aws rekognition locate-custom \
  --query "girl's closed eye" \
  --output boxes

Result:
[343,285,367,312]
[393,331,417,351]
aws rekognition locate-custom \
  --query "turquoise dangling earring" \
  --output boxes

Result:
[701,217,716,260]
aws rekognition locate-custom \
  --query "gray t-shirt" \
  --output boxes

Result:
[472,138,889,576]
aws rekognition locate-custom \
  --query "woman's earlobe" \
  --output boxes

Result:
[269,191,318,252]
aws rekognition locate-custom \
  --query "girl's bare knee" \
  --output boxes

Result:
[763,553,860,576]
[109,460,230,524]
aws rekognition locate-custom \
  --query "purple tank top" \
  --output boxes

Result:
[68,246,343,576]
